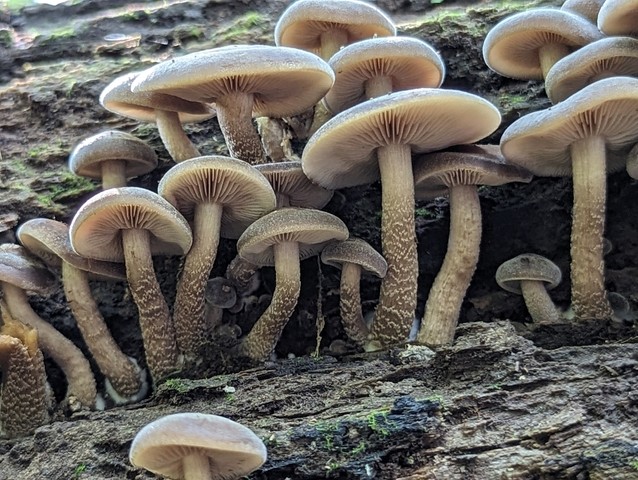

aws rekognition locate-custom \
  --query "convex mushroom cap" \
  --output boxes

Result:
[561,0,605,23]
[598,0,638,36]
[256,161,333,209]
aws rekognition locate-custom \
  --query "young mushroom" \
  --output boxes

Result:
[496,253,563,325]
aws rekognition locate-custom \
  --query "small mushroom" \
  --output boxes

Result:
[129,413,267,480]
[626,142,638,179]
[496,253,563,324]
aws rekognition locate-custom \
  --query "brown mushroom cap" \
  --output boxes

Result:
[321,237,387,278]
[274,0,396,57]
[598,0,638,36]
[129,413,267,480]
[545,37,638,103]
[324,36,445,114]
[496,253,562,294]
[256,161,333,209]
[482,8,603,80]
[561,0,605,23]
[0,244,56,294]
[69,187,193,262]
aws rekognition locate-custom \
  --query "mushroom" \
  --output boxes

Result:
[500,76,638,320]
[496,253,563,324]
[70,187,193,383]
[129,413,267,480]
[482,8,603,80]
[0,243,97,409]
[302,88,501,348]
[561,0,605,23]
[68,130,158,190]
[17,218,147,404]
[598,0,638,36]
[100,71,214,162]
[236,208,349,361]
[626,143,638,179]
[131,45,334,164]
[320,237,387,347]
[157,156,276,364]
[413,145,533,346]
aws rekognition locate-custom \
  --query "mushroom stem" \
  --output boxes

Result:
[61,261,143,399]
[539,42,571,79]
[217,91,266,164]
[183,453,212,480]
[122,228,181,382]
[520,280,561,324]
[239,241,301,361]
[339,262,369,345]
[155,109,201,162]
[101,159,128,190]
[173,202,223,363]
[570,135,613,319]
[370,143,417,346]
[417,184,481,346]
[364,76,393,100]
[1,282,97,408]
[319,28,349,60]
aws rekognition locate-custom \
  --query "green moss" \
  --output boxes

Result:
[160,378,190,394]
[216,11,269,44]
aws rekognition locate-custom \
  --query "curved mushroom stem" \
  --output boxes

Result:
[1,282,97,409]
[339,262,370,345]
[101,159,128,190]
[183,454,212,480]
[155,109,201,162]
[520,280,561,324]
[238,241,301,361]
[173,202,223,364]
[570,135,613,320]
[62,261,143,400]
[122,228,182,383]
[538,43,571,79]
[217,92,266,164]
[370,143,417,347]
[417,184,481,346]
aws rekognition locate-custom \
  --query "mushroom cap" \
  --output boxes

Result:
[0,243,56,294]
[500,76,638,176]
[129,413,267,480]
[158,155,277,239]
[255,161,334,209]
[496,253,562,294]
[545,36,638,103]
[561,0,605,23]
[324,36,445,114]
[482,8,603,80]
[237,208,349,267]
[302,88,502,190]
[274,0,396,54]
[321,237,387,278]
[626,143,638,179]
[413,144,533,200]
[130,45,334,118]
[16,218,126,281]
[99,71,215,124]
[205,277,237,309]
[598,0,638,36]
[69,131,158,181]
[69,187,193,262]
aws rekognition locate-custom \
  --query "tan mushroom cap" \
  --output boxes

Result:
[237,208,349,267]
[545,37,638,103]
[99,71,215,124]
[482,8,603,80]
[70,187,192,263]
[413,145,533,200]
[321,237,387,278]
[17,218,126,281]
[496,253,562,294]
[130,45,335,119]
[598,0,638,36]
[256,161,333,209]
[158,155,277,239]
[0,244,56,294]
[324,36,445,114]
[302,88,502,190]
[69,131,158,180]
[129,413,267,480]
[274,0,396,54]
[500,76,638,175]
[561,0,605,23]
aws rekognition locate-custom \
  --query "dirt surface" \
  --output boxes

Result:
[1,0,638,479]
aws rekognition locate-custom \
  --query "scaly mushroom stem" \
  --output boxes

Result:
[539,43,571,79]
[122,228,181,382]
[62,261,143,400]
[364,76,393,100]
[173,202,223,363]
[418,184,481,346]
[183,454,211,480]
[570,135,613,320]
[1,282,97,408]
[155,109,200,162]
[101,159,128,190]
[370,143,417,346]
[520,280,561,324]
[239,241,301,361]
[339,262,369,345]
[217,91,266,164]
